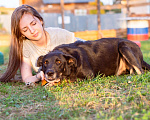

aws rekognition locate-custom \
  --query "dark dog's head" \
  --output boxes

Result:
[37,51,77,83]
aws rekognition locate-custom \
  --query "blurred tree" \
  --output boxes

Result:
[89,0,105,14]
[113,0,122,4]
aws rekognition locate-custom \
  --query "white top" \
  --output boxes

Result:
[23,27,76,72]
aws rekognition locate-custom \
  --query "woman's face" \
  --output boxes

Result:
[19,13,44,41]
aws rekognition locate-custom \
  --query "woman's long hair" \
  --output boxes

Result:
[0,5,44,82]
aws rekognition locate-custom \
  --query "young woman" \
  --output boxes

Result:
[0,5,77,84]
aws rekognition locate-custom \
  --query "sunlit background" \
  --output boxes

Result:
[0,0,113,8]
[0,0,19,8]
[0,0,150,44]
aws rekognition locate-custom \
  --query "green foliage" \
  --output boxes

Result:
[1,11,8,14]
[0,46,9,73]
[105,9,121,13]
[0,23,3,29]
[0,41,150,119]
[0,46,9,61]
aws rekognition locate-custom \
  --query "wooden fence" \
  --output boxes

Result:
[74,29,128,40]
[74,29,116,40]
[0,28,150,46]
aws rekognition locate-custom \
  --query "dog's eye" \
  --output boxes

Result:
[44,60,49,64]
[56,59,61,65]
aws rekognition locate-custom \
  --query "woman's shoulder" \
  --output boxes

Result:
[45,27,64,30]
[45,27,71,34]
[23,40,35,51]
[23,39,32,46]
[45,27,61,32]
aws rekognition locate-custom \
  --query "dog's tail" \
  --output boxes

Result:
[142,61,150,70]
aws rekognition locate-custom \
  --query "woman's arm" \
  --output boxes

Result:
[21,56,41,83]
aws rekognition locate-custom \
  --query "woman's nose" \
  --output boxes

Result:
[29,26,35,34]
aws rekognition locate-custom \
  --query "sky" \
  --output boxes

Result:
[0,0,19,8]
[0,0,113,8]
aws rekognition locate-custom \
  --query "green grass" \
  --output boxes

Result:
[0,46,9,75]
[0,41,150,120]
[0,46,9,61]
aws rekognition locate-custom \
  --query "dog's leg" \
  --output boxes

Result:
[130,68,134,74]
[118,42,143,75]
[116,58,127,76]
[116,57,134,76]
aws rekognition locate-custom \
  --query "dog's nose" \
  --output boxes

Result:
[46,70,54,77]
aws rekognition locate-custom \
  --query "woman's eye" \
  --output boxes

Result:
[23,28,28,32]
[32,22,36,25]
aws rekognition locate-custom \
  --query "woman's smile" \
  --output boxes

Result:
[33,32,39,37]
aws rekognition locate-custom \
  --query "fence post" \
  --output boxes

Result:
[60,0,65,29]
[97,0,103,39]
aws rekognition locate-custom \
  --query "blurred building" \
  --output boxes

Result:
[0,7,15,33]
[1,0,150,35]
[21,0,95,15]
[121,0,150,14]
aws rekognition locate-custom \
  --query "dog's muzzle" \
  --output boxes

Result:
[42,69,62,87]
[45,69,56,81]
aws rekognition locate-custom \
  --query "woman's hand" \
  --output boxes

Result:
[39,71,45,80]
[25,72,45,86]
[21,56,46,86]
[21,57,42,83]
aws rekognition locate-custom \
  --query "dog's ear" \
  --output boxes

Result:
[62,54,77,76]
[37,56,44,67]
[63,54,77,67]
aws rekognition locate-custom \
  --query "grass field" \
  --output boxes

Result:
[0,40,150,120]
